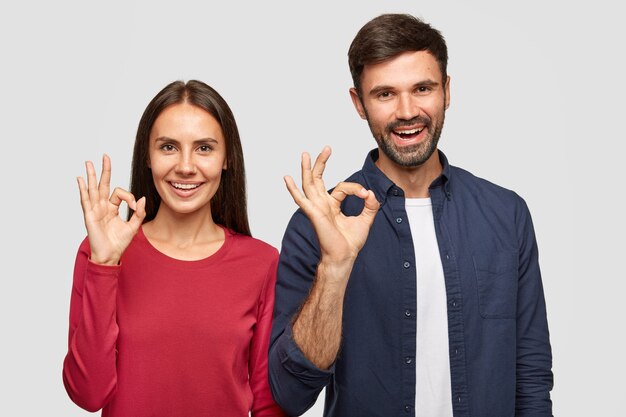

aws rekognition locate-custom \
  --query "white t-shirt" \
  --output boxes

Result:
[405,197,453,417]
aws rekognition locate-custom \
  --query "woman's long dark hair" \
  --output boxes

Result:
[128,80,251,236]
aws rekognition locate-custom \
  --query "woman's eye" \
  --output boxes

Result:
[161,144,176,152]
[198,145,213,152]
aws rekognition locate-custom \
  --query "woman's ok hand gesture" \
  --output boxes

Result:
[77,155,146,265]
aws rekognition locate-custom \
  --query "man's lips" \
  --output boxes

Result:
[386,116,431,145]
[387,124,428,146]
[392,126,425,139]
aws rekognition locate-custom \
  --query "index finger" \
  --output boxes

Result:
[329,182,369,203]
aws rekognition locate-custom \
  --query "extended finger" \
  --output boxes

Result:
[99,154,111,199]
[86,160,100,206]
[300,151,313,190]
[300,152,323,200]
[77,176,91,212]
[284,175,314,213]
[311,146,331,181]
[109,187,137,210]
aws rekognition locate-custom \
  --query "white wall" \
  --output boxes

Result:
[0,1,623,416]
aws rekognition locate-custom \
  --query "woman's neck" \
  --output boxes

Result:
[142,205,225,260]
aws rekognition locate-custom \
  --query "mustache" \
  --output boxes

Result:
[386,116,431,133]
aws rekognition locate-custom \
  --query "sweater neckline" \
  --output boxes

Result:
[135,225,234,269]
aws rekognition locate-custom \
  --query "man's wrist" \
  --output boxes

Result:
[317,257,355,287]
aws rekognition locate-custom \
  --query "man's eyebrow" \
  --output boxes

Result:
[414,79,440,88]
[368,85,395,97]
[368,79,441,96]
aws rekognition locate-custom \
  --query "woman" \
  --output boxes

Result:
[63,80,285,417]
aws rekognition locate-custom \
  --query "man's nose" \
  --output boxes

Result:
[395,93,420,121]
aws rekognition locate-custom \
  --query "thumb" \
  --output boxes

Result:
[128,197,147,230]
[360,190,380,223]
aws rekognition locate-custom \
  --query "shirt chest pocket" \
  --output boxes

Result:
[472,251,518,319]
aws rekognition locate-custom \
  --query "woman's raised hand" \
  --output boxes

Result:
[284,146,380,265]
[77,155,146,265]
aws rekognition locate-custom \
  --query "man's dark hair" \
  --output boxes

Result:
[348,14,448,95]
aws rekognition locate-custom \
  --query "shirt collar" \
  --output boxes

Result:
[362,148,452,203]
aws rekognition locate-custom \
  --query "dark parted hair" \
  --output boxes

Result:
[128,80,251,236]
[348,14,448,95]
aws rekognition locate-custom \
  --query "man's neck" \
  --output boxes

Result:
[375,149,443,198]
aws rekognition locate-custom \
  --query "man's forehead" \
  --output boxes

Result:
[361,50,443,88]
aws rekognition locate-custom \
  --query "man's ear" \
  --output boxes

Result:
[444,75,451,110]
[349,88,367,120]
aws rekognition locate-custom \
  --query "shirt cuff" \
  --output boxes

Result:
[276,325,335,385]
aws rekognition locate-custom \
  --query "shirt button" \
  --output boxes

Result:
[405,309,412,317]
[393,189,399,196]
[405,356,413,364]
[455,348,459,355]
[396,217,403,224]
[450,299,457,308]
[445,253,450,260]
[404,405,412,413]
[403,261,411,269]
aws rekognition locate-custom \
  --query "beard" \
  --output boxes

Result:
[364,107,445,168]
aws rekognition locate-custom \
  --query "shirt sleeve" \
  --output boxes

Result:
[249,250,288,417]
[268,211,334,416]
[514,198,554,417]
[62,238,119,412]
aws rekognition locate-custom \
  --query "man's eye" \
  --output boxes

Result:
[377,91,393,100]
[416,86,431,94]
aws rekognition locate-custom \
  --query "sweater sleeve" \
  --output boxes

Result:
[249,250,287,417]
[62,238,120,412]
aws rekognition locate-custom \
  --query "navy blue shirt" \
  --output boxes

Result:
[269,150,553,417]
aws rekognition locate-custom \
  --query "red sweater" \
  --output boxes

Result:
[63,227,286,417]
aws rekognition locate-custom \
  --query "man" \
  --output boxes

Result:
[269,14,553,417]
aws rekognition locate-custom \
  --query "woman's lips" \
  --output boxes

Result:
[168,181,204,197]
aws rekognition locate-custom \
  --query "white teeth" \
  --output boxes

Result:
[395,127,423,135]
[171,182,200,190]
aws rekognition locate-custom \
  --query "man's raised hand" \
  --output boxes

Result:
[284,146,379,266]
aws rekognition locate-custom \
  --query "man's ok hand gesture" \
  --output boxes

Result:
[284,147,380,266]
